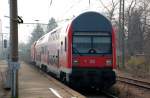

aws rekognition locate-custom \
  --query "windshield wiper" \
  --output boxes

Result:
[72,47,82,56]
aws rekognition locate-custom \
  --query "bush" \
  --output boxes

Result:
[126,56,150,78]
[127,56,145,65]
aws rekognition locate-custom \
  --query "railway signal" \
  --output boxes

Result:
[4,39,7,48]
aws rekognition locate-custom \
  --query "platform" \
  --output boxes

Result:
[0,60,10,98]
[0,60,86,98]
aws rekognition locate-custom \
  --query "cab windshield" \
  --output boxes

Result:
[73,33,112,56]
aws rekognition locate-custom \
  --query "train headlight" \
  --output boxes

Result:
[106,60,112,66]
[73,60,79,66]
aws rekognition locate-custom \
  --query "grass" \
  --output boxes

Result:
[126,56,150,78]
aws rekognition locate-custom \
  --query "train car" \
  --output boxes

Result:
[31,11,116,89]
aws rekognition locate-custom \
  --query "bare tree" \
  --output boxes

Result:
[142,0,150,67]
[124,0,150,56]
[127,9,144,56]
[99,0,119,21]
[124,0,150,75]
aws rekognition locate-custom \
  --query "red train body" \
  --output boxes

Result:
[31,11,116,89]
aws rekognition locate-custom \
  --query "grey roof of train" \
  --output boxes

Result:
[72,11,112,33]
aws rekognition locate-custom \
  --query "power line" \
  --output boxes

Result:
[50,0,52,6]
[60,0,82,18]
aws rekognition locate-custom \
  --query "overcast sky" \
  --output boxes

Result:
[0,0,115,43]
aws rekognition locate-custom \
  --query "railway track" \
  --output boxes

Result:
[101,90,118,98]
[80,89,118,98]
[117,76,150,89]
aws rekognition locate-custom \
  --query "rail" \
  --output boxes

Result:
[117,76,150,89]
[101,90,118,98]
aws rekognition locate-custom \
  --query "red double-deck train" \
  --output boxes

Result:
[31,11,116,89]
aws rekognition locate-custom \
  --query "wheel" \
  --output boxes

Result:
[60,72,68,84]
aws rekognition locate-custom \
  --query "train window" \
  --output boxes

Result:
[57,33,60,40]
[93,36,112,54]
[44,46,47,54]
[61,41,63,45]
[54,34,56,40]
[51,30,57,35]
[65,37,67,51]
[60,41,63,53]
[52,34,55,40]
[48,36,51,41]
[73,36,91,54]
[41,47,44,54]
[55,34,57,40]
[74,32,110,36]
